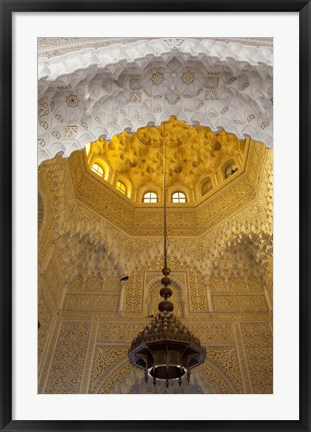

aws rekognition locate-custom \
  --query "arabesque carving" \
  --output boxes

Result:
[45,321,91,394]
[240,323,273,393]
[213,295,267,313]
[97,322,148,344]
[38,291,53,364]
[89,347,128,393]
[186,323,235,345]
[38,38,273,164]
[38,116,273,395]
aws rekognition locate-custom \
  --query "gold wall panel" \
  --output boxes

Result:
[213,295,268,313]
[97,322,149,344]
[89,347,128,393]
[44,321,91,394]
[207,347,243,393]
[64,294,118,313]
[187,323,235,344]
[240,323,273,393]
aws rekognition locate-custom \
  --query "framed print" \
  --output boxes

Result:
[1,1,310,431]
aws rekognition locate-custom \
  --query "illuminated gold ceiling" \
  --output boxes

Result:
[85,117,247,204]
[67,119,269,237]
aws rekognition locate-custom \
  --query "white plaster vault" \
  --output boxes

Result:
[38,38,273,164]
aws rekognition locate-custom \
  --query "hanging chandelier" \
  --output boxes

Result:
[128,122,206,388]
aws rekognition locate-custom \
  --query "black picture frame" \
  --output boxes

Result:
[1,1,310,431]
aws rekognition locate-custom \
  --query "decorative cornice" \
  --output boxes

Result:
[38,37,273,60]
[38,38,272,79]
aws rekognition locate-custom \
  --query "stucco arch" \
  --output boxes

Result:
[38,38,272,82]
[38,38,273,165]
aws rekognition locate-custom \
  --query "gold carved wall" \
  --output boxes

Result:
[38,125,273,394]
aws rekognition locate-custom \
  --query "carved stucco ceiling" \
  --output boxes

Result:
[86,117,247,203]
[38,38,273,164]
[67,124,269,238]
[39,138,272,281]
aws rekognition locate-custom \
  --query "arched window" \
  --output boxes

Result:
[172,191,186,203]
[202,178,213,196]
[116,180,127,195]
[91,163,104,177]
[143,192,158,203]
[225,163,238,179]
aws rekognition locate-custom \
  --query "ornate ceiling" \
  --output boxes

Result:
[39,132,272,280]
[85,117,248,204]
[38,37,273,395]
[38,37,273,164]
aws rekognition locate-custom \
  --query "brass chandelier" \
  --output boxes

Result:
[128,123,206,388]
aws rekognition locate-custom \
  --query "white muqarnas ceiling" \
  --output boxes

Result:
[38,38,273,164]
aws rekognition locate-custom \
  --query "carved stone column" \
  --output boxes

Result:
[233,322,253,393]
[80,319,99,393]
[203,275,214,312]
[38,314,62,393]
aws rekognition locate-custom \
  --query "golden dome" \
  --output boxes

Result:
[85,117,248,205]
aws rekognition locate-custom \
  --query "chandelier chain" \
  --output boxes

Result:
[163,122,168,270]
